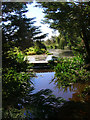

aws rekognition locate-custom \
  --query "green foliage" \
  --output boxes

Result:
[24,40,47,55]
[2,46,33,119]
[35,40,46,49]
[24,47,36,55]
[2,67,34,120]
[44,36,59,49]
[2,108,25,120]
[2,2,66,120]
[2,2,47,51]
[39,2,90,59]
[54,56,90,87]
[46,52,53,55]
[3,67,31,104]
[83,86,90,94]
[48,60,57,69]
[56,33,68,50]
[24,41,52,55]
[35,48,46,55]
[58,37,65,49]
[4,47,29,72]
[44,33,69,50]
[81,85,90,100]
[71,36,86,56]
[8,47,25,63]
[24,47,47,55]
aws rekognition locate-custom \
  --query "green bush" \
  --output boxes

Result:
[35,48,45,54]
[54,56,90,87]
[24,47,47,55]
[2,46,34,119]
[2,67,34,119]
[2,67,32,107]
[8,47,25,63]
[3,47,29,72]
[35,40,46,50]
[41,48,46,53]
[47,52,53,55]
[25,47,36,55]
[26,51,36,55]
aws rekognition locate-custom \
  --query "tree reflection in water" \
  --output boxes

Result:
[23,89,65,120]
[52,81,90,102]
[3,87,90,120]
[20,89,90,120]
[3,88,65,120]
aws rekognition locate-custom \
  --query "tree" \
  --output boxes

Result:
[38,2,90,59]
[35,40,46,50]
[2,2,47,50]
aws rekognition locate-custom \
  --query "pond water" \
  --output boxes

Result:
[48,49,74,57]
[27,49,90,119]
[31,71,89,102]
[26,49,74,63]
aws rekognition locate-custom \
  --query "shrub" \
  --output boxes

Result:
[2,67,32,106]
[41,48,46,53]
[47,52,53,55]
[24,47,36,55]
[8,47,25,63]
[26,51,36,55]
[2,67,34,119]
[24,47,47,55]
[5,47,28,72]
[54,56,90,87]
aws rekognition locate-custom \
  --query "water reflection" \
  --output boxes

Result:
[31,72,74,101]
[3,71,90,119]
[23,89,65,120]
[48,49,74,57]
[29,70,90,119]
[2,88,65,120]
[27,71,90,119]
[31,72,90,102]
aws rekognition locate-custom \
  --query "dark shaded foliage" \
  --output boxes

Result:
[37,2,90,60]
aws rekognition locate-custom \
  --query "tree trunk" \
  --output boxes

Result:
[79,4,90,61]
[82,27,90,60]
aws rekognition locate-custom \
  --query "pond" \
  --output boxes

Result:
[48,49,74,57]
[27,49,90,119]
[26,49,74,63]
[28,49,89,102]
[28,69,90,119]
[31,70,89,102]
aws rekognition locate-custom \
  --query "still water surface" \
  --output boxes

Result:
[31,71,89,102]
